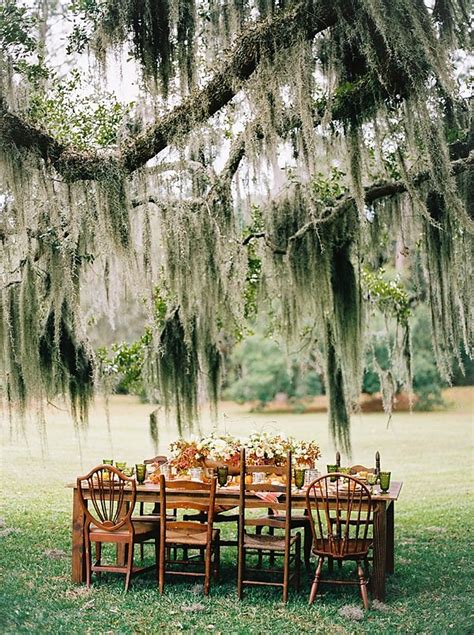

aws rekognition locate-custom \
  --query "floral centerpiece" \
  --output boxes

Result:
[245,431,292,466]
[200,433,241,466]
[293,439,321,468]
[162,432,321,475]
[168,437,207,473]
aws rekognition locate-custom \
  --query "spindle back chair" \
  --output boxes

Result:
[77,465,159,591]
[158,475,220,595]
[237,450,301,603]
[305,473,373,608]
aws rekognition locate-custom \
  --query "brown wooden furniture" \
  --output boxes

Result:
[76,465,159,591]
[158,475,220,595]
[69,478,402,600]
[237,450,301,603]
[305,473,373,608]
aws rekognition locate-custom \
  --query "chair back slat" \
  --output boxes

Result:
[305,474,372,557]
[77,465,136,532]
[159,475,217,544]
[239,449,292,535]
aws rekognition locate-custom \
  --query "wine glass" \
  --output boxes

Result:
[217,466,229,487]
[135,464,147,484]
[294,468,306,490]
[367,472,377,494]
[379,471,391,493]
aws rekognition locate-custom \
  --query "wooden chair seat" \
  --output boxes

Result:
[312,538,373,559]
[256,510,313,570]
[89,521,158,541]
[165,527,220,546]
[244,531,299,551]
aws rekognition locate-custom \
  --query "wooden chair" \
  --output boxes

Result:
[158,475,220,595]
[77,465,159,591]
[237,450,301,603]
[305,473,373,609]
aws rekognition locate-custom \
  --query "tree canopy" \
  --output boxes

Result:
[0,0,472,451]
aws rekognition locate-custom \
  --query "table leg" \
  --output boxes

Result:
[72,488,86,583]
[386,501,394,574]
[372,500,387,601]
[116,501,128,566]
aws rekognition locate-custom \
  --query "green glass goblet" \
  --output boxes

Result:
[135,464,147,484]
[367,472,377,494]
[115,461,127,472]
[122,467,134,478]
[217,466,229,487]
[294,468,306,490]
[102,459,113,465]
[327,464,338,482]
[379,471,391,493]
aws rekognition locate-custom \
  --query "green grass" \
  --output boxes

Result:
[1,391,473,634]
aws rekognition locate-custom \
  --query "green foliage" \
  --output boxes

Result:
[28,70,134,149]
[411,305,446,410]
[97,332,150,397]
[362,267,411,328]
[224,328,323,407]
[310,166,347,204]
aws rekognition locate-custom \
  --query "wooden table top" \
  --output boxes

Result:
[68,480,403,501]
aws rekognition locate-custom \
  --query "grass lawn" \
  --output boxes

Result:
[1,388,473,634]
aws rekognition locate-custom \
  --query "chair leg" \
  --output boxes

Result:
[357,561,370,610]
[95,542,102,577]
[84,536,92,589]
[204,544,212,596]
[303,525,312,573]
[213,535,220,583]
[309,556,323,605]
[155,538,160,588]
[295,533,301,592]
[159,540,166,595]
[124,542,134,592]
[237,546,244,600]
[139,503,145,561]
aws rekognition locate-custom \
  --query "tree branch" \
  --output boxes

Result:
[1,1,337,181]
[246,152,474,253]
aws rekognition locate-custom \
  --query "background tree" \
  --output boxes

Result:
[0,0,472,451]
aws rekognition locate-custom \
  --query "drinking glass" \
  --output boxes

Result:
[102,459,113,465]
[189,467,203,481]
[367,472,377,494]
[304,468,320,487]
[115,461,127,472]
[379,471,391,493]
[160,463,171,479]
[294,468,306,490]
[217,466,229,487]
[135,463,147,484]
[122,467,134,477]
[327,464,338,482]
[339,467,351,475]
[252,472,265,484]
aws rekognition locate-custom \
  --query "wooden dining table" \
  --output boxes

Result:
[68,479,402,601]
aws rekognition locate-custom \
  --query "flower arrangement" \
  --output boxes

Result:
[292,439,321,467]
[166,432,321,471]
[244,431,292,466]
[199,433,241,466]
[168,437,206,472]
